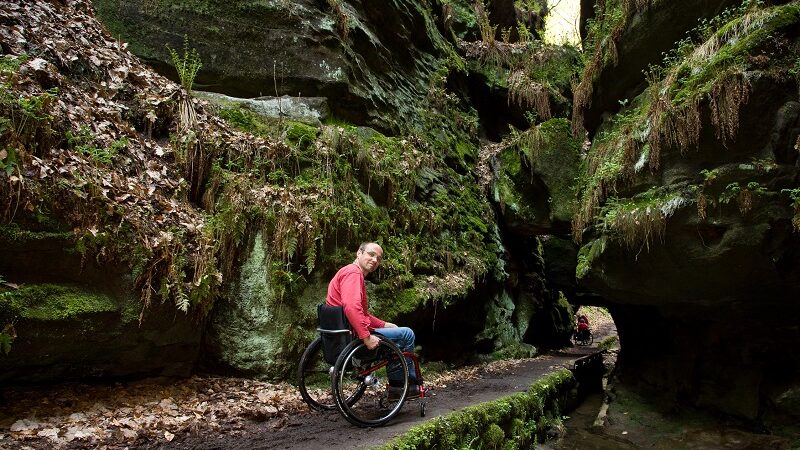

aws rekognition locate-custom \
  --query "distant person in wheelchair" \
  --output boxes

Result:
[326,241,423,399]
[574,313,593,345]
[576,314,590,336]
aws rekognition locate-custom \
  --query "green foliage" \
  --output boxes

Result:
[785,188,800,231]
[475,0,497,45]
[598,187,691,250]
[285,122,318,149]
[576,236,606,279]
[789,56,800,79]
[167,35,202,91]
[700,168,718,184]
[574,2,800,243]
[599,335,619,350]
[0,321,15,355]
[653,1,798,105]
[484,423,505,447]
[516,21,533,44]
[0,84,58,155]
[0,146,18,175]
[719,182,741,205]
[0,54,28,75]
[65,126,125,164]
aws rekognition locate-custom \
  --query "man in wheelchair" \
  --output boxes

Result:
[576,314,591,340]
[326,242,423,399]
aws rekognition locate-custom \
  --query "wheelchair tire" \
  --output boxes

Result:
[298,337,365,411]
[573,331,593,346]
[332,336,409,427]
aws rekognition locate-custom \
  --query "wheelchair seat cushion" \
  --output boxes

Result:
[318,304,352,364]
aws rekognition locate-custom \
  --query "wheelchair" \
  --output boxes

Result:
[573,328,593,346]
[297,304,427,427]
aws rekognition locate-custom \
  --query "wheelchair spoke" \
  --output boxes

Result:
[333,337,409,427]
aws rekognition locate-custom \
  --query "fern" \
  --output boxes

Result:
[305,242,317,274]
[175,291,190,313]
[166,35,202,91]
[285,234,298,260]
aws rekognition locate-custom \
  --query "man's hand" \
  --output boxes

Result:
[383,322,398,328]
[363,334,380,350]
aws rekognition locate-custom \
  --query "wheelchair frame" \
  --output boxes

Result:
[573,328,594,346]
[297,311,427,427]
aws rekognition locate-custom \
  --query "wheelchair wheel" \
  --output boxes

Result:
[574,331,593,346]
[298,337,365,411]
[332,336,408,427]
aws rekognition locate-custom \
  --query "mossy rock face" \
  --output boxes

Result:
[91,0,450,132]
[493,118,581,234]
[577,0,742,137]
[475,290,535,357]
[0,229,202,383]
[378,369,576,450]
[576,3,800,421]
[0,282,200,383]
[204,232,326,381]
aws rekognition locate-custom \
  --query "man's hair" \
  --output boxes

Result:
[358,242,383,258]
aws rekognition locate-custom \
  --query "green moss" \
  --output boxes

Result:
[372,285,420,319]
[0,224,72,243]
[599,335,619,350]
[574,2,800,221]
[0,54,27,75]
[599,186,691,249]
[668,3,800,104]
[485,423,505,446]
[216,103,278,137]
[576,236,607,280]
[497,118,581,224]
[285,121,319,149]
[441,0,479,40]
[377,369,575,450]
[0,284,121,322]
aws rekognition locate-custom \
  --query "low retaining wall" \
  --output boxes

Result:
[376,369,577,450]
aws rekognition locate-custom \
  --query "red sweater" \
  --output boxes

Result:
[326,263,385,339]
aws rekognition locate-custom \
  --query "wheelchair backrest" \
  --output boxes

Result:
[317,304,353,365]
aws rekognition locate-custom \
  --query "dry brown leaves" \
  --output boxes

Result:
[0,0,294,305]
[0,375,305,448]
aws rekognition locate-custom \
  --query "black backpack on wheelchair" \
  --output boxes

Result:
[317,304,352,365]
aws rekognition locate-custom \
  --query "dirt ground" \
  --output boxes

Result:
[0,309,615,450]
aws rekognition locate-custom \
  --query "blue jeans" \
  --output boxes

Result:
[374,326,417,386]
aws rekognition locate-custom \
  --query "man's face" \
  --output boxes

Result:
[356,243,383,274]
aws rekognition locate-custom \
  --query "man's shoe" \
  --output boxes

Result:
[387,384,427,401]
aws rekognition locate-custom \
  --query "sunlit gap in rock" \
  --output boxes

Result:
[543,0,581,47]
